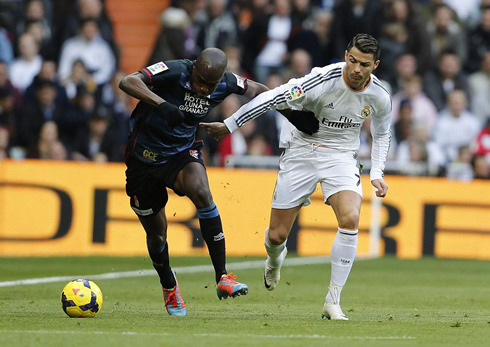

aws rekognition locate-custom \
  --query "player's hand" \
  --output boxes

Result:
[371,179,389,198]
[156,102,185,128]
[199,122,231,140]
[284,110,319,135]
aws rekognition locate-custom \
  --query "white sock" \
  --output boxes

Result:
[264,227,287,267]
[326,228,358,304]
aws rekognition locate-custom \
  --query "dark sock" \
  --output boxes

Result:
[147,241,176,289]
[198,203,227,283]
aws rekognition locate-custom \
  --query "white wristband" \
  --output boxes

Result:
[224,117,239,133]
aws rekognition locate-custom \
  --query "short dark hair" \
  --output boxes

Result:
[347,34,380,61]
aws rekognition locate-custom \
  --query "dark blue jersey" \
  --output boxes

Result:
[126,59,248,164]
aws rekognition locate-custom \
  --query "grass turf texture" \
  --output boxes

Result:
[0,256,488,347]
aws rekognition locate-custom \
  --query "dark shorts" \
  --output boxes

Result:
[125,142,205,216]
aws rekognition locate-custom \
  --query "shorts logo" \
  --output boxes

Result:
[189,149,199,159]
[143,149,158,161]
[290,86,303,98]
[134,195,140,208]
[146,61,168,75]
[131,207,154,216]
[361,105,371,117]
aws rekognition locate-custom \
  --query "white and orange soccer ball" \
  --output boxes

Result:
[60,279,103,318]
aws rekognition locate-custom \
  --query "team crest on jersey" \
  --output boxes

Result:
[189,149,199,159]
[290,85,303,98]
[361,105,371,117]
[146,61,169,75]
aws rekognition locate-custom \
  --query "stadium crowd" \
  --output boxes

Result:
[0,0,489,180]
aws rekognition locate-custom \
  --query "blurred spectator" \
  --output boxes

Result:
[99,70,132,146]
[223,46,248,77]
[433,90,481,163]
[426,4,467,66]
[27,120,68,160]
[247,133,272,156]
[291,0,317,27]
[15,0,52,58]
[376,22,407,83]
[467,6,490,73]
[0,85,17,143]
[310,10,334,66]
[471,154,490,179]
[61,59,96,100]
[214,95,249,166]
[388,53,418,94]
[446,145,474,181]
[59,0,117,60]
[474,119,490,160]
[445,0,481,23]
[24,60,68,107]
[0,125,10,159]
[385,0,432,76]
[0,28,13,65]
[9,33,42,91]
[59,84,96,145]
[392,75,438,131]
[147,7,192,63]
[392,98,412,144]
[424,51,471,111]
[331,0,384,62]
[396,122,446,170]
[469,52,490,122]
[467,0,490,30]
[419,0,461,26]
[196,0,238,50]
[58,18,115,86]
[282,49,312,81]
[243,0,293,82]
[71,107,122,162]
[255,73,285,155]
[17,79,64,151]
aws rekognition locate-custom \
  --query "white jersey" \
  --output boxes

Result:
[224,62,392,180]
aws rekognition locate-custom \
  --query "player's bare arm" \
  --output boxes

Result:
[119,72,164,107]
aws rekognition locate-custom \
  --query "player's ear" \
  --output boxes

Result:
[344,50,348,61]
[373,60,380,70]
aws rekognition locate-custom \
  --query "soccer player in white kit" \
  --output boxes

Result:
[200,34,391,320]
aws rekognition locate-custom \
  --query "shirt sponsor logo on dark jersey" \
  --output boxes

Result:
[143,149,158,161]
[179,92,211,114]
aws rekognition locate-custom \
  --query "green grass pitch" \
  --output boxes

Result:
[0,256,488,347]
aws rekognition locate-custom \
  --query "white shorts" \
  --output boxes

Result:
[271,145,363,209]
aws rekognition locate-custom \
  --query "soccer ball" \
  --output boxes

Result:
[60,279,103,318]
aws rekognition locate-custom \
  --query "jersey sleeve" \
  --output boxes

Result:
[224,67,333,132]
[370,98,392,181]
[224,71,248,95]
[139,60,183,86]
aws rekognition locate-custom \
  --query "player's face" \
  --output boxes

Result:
[344,47,380,90]
[191,65,222,97]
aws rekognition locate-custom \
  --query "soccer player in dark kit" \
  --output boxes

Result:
[119,48,253,316]
[120,48,319,316]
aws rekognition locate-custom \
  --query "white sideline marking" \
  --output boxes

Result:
[0,256,338,288]
[0,330,416,340]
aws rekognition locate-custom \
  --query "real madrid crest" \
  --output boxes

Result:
[361,105,371,117]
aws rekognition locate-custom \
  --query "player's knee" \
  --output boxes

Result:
[190,186,213,208]
[338,211,359,230]
[147,233,165,249]
[268,228,288,245]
